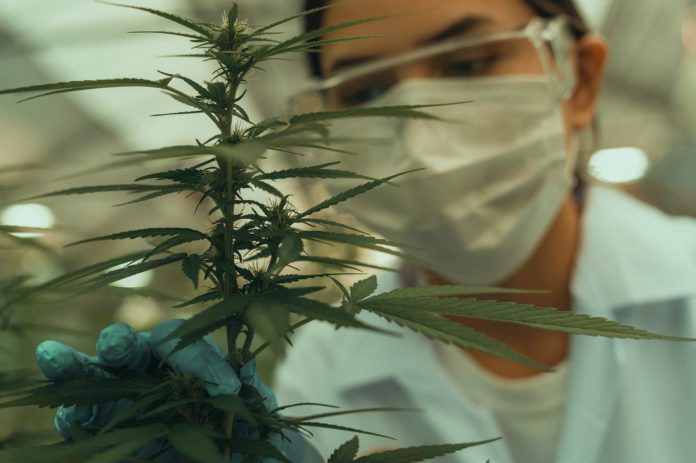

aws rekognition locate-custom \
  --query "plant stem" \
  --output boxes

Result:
[241,327,255,361]
[221,79,240,461]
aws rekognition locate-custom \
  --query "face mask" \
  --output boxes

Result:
[307,76,576,284]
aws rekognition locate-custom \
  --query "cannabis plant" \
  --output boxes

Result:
[0,3,686,462]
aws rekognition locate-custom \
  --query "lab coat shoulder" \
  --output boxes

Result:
[572,184,696,315]
[562,185,696,463]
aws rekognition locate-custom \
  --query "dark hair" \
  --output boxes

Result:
[303,0,590,77]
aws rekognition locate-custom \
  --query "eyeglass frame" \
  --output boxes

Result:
[291,16,578,112]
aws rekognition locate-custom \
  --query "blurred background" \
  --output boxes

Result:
[0,0,694,447]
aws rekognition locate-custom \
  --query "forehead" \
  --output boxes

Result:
[321,0,537,73]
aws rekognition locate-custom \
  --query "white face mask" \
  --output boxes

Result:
[308,76,576,284]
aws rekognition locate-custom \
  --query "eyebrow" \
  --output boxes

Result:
[327,15,494,75]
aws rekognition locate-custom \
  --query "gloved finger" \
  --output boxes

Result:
[239,358,278,412]
[96,322,150,371]
[150,319,241,397]
[54,404,95,440]
[35,340,106,381]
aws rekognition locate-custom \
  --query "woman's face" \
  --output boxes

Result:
[319,0,607,138]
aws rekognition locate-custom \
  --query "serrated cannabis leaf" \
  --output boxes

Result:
[66,227,207,248]
[353,438,501,463]
[366,285,539,301]
[0,424,168,463]
[350,276,378,302]
[0,376,161,409]
[360,297,695,341]
[0,78,172,102]
[298,170,422,218]
[361,303,546,370]
[328,436,360,463]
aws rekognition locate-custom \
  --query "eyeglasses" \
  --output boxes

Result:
[290,16,576,112]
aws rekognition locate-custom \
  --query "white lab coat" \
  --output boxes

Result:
[274,184,696,462]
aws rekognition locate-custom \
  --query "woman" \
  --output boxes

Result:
[270,0,696,462]
[34,1,696,462]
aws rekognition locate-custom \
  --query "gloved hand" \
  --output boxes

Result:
[35,319,324,463]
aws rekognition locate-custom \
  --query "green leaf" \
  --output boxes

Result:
[0,78,171,102]
[135,166,206,184]
[66,227,206,248]
[168,423,225,463]
[328,436,360,463]
[0,424,168,463]
[268,234,304,275]
[298,170,421,218]
[1,251,152,310]
[301,217,369,235]
[273,273,356,285]
[249,2,336,37]
[329,277,351,301]
[298,256,400,273]
[294,421,393,440]
[270,401,340,414]
[181,254,201,289]
[277,296,390,334]
[256,14,394,60]
[353,439,501,463]
[367,285,537,301]
[158,72,209,98]
[245,300,290,356]
[101,2,213,38]
[362,298,696,341]
[142,231,207,261]
[26,184,171,201]
[287,103,456,126]
[173,289,222,309]
[113,187,190,207]
[0,376,161,409]
[158,296,257,354]
[114,145,209,158]
[100,389,169,434]
[256,162,372,181]
[129,30,208,41]
[133,398,204,423]
[112,141,269,165]
[298,230,413,259]
[360,303,545,370]
[205,395,257,426]
[288,407,416,423]
[251,179,284,198]
[0,370,39,395]
[73,253,187,295]
[350,276,378,302]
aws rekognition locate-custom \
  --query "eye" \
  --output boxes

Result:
[442,55,499,77]
[335,81,393,107]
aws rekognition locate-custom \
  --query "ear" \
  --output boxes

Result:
[568,34,608,130]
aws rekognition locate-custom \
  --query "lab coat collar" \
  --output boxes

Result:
[571,184,696,316]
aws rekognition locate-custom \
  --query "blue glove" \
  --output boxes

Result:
[35,319,324,462]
